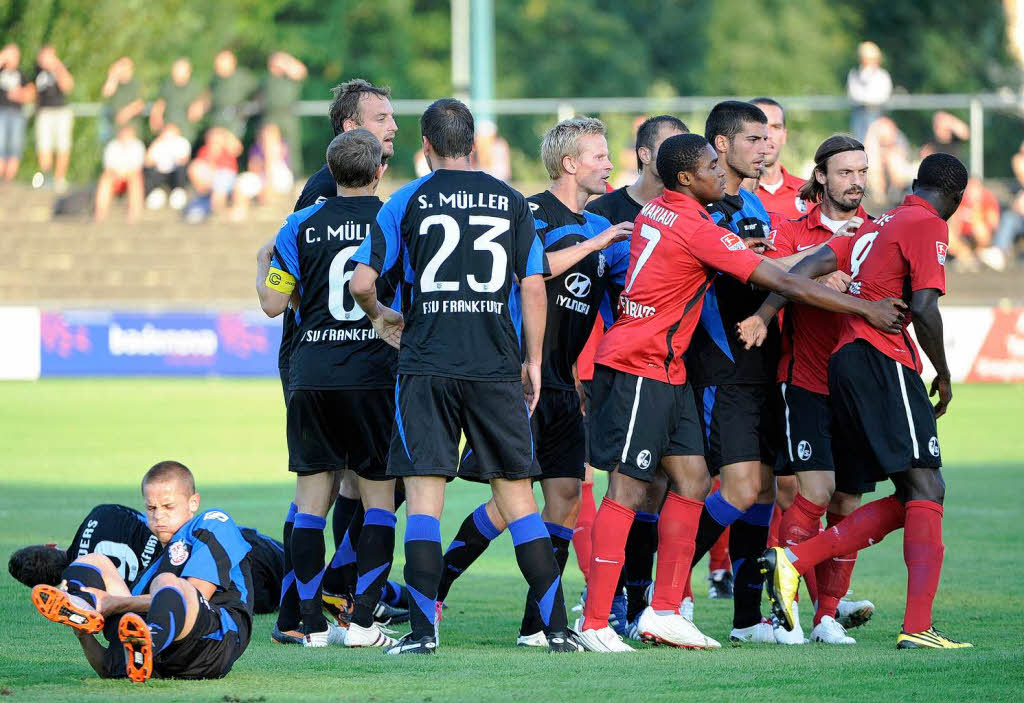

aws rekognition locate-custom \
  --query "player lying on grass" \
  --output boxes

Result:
[11,502,285,616]
[28,461,255,682]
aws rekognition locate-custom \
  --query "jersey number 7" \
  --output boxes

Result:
[625,223,661,293]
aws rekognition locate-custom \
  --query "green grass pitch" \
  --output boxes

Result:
[0,379,1022,702]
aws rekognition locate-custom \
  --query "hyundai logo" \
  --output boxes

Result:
[565,272,591,298]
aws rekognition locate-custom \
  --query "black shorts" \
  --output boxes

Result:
[588,365,704,483]
[241,529,285,614]
[279,367,290,405]
[388,374,537,481]
[829,341,941,491]
[580,380,593,461]
[286,388,393,479]
[460,388,585,483]
[103,599,251,680]
[695,383,780,474]
[776,383,835,474]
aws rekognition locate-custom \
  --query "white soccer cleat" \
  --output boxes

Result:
[303,622,347,647]
[345,621,397,648]
[516,630,549,648]
[772,600,806,645]
[636,607,720,649]
[836,598,875,629]
[573,618,634,652]
[730,619,777,643]
[680,596,694,622]
[811,615,856,645]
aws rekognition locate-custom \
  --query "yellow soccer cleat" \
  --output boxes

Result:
[896,627,973,650]
[322,591,354,627]
[758,547,801,632]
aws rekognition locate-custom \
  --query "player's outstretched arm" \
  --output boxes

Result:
[759,217,865,270]
[544,222,632,279]
[351,263,404,349]
[74,631,113,678]
[519,274,547,414]
[911,288,953,418]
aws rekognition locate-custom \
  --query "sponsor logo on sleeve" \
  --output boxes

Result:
[720,233,747,252]
[936,242,948,266]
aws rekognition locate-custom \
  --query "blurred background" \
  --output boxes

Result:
[1,0,1023,383]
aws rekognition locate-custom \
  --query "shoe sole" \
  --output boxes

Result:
[118,613,153,683]
[640,631,713,650]
[322,594,353,626]
[758,552,795,632]
[270,629,305,645]
[31,585,104,634]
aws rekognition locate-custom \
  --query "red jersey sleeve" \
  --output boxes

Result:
[900,218,949,295]
[826,234,857,273]
[766,216,797,258]
[687,221,764,283]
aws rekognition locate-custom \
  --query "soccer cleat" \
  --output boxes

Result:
[772,601,806,645]
[730,619,777,644]
[270,624,305,645]
[837,598,875,630]
[516,630,549,648]
[708,569,734,599]
[322,591,354,627]
[118,613,154,683]
[303,622,347,647]
[624,619,643,642]
[680,596,694,622]
[384,632,437,655]
[636,607,720,649]
[574,617,634,652]
[609,590,628,636]
[896,627,973,650]
[810,616,856,645]
[31,585,105,634]
[374,600,410,626]
[346,622,397,648]
[759,547,800,632]
[546,630,584,653]
[571,588,586,613]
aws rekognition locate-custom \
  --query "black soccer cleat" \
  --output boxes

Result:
[708,569,734,600]
[546,630,584,653]
[374,600,410,626]
[384,632,437,655]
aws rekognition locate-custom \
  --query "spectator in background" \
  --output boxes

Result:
[29,45,74,193]
[195,50,258,140]
[101,57,144,142]
[95,123,145,222]
[263,51,306,173]
[921,110,970,163]
[991,141,1024,270]
[847,41,892,141]
[472,119,510,181]
[232,123,293,220]
[144,123,191,211]
[150,58,204,144]
[0,44,30,183]
[185,126,242,221]
[947,178,1002,271]
[863,115,911,209]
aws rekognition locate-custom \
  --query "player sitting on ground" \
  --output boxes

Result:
[28,461,254,682]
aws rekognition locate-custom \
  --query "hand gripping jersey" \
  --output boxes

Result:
[688,189,780,386]
[594,189,763,384]
[354,169,547,381]
[529,190,629,391]
[67,504,161,589]
[132,509,254,631]
[268,196,400,390]
[827,194,948,373]
[772,203,871,394]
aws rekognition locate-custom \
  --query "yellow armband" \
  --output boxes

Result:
[265,267,296,294]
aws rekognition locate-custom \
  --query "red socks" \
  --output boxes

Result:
[903,500,944,633]
[707,478,732,572]
[581,497,634,631]
[767,503,783,548]
[813,511,858,625]
[779,493,826,604]
[573,481,596,581]
[788,495,906,575]
[650,493,703,612]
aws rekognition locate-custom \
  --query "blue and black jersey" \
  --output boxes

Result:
[529,190,629,391]
[270,195,400,390]
[67,504,161,590]
[688,189,780,386]
[354,169,547,382]
[132,509,254,631]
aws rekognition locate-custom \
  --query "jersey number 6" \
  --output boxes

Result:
[328,245,365,321]
[419,214,509,293]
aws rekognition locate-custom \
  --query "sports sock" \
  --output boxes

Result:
[707,479,732,572]
[332,495,360,549]
[768,503,783,548]
[813,511,857,625]
[351,508,397,628]
[291,512,328,633]
[509,513,568,636]
[437,503,503,602]
[573,481,596,580]
[404,514,442,640]
[779,494,826,608]
[520,521,574,636]
[730,503,773,629]
[342,503,366,593]
[624,511,659,622]
[682,570,693,602]
[649,493,702,614]
[383,579,407,608]
[147,586,187,654]
[902,500,944,633]
[691,491,744,566]
[581,497,634,631]
[61,562,104,608]
[321,524,356,595]
[277,502,301,631]
[787,495,905,575]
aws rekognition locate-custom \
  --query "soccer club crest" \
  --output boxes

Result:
[168,539,189,566]
[597,252,607,278]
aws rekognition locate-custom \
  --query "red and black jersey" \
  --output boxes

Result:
[828,194,948,373]
[595,189,763,385]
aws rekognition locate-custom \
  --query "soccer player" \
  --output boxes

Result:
[350,98,579,654]
[749,98,807,220]
[759,153,973,650]
[576,132,905,653]
[10,504,285,615]
[435,117,631,647]
[29,462,253,683]
[258,128,399,649]
[736,134,877,644]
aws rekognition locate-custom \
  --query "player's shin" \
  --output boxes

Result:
[649,493,702,614]
[581,498,634,631]
[902,500,944,633]
[692,491,744,566]
[351,509,398,628]
[573,480,596,580]
[291,512,329,633]
[147,586,187,654]
[786,495,905,574]
[438,503,504,603]
[520,521,574,636]
[730,503,773,628]
[277,502,301,632]
[508,513,568,636]
[404,514,443,641]
[813,511,857,625]
[624,512,659,622]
